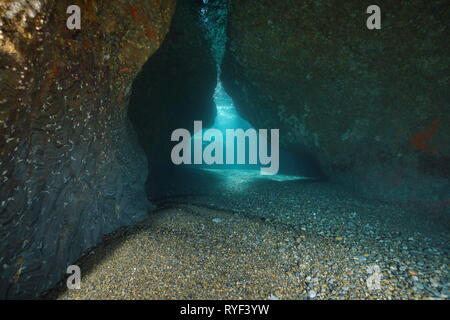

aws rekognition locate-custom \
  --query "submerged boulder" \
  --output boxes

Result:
[0,0,175,298]
[222,0,449,206]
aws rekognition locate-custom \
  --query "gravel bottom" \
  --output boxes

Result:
[47,200,448,300]
[45,169,449,300]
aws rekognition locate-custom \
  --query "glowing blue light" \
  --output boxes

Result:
[193,81,252,141]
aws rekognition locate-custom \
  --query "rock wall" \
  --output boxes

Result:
[0,0,175,298]
[222,0,449,206]
[128,0,217,198]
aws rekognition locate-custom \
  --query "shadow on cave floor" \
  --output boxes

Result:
[43,166,449,300]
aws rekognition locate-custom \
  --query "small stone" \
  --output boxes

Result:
[414,282,424,290]
[295,237,304,243]
[424,285,441,297]
[353,255,367,262]
[308,290,317,299]
[407,270,417,276]
[212,218,222,223]
[430,279,440,288]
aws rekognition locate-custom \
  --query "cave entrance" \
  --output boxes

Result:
[189,80,259,171]
[176,80,319,194]
[127,0,324,201]
[144,77,319,201]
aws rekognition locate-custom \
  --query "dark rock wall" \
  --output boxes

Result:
[0,0,175,298]
[128,0,217,198]
[222,0,449,205]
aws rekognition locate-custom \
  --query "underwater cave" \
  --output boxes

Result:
[0,0,449,301]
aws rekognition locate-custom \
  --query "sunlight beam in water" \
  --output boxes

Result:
[190,80,275,172]
[192,81,252,139]
[189,82,313,188]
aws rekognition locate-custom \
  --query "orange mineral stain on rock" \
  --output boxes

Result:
[145,28,157,39]
[50,63,59,76]
[120,67,132,73]
[129,6,141,22]
[128,4,155,39]
[84,1,98,22]
[410,119,439,153]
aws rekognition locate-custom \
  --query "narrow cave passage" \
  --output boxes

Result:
[44,0,448,301]
[50,2,448,300]
[126,0,325,201]
[183,80,320,192]
[1,0,448,301]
